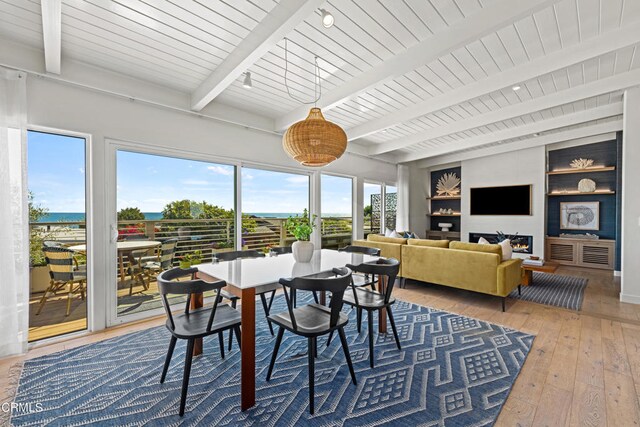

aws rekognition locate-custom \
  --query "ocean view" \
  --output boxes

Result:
[37,212,350,223]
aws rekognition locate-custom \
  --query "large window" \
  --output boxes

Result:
[321,174,353,248]
[364,182,382,236]
[115,150,236,317]
[27,130,87,341]
[241,167,309,251]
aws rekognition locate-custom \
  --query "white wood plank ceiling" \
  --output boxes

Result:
[0,0,638,164]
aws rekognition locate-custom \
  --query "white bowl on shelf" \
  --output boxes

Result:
[438,223,453,232]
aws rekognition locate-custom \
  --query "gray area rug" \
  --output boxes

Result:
[510,272,588,310]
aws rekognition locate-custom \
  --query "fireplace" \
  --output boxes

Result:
[469,232,533,255]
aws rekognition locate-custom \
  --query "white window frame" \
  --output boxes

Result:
[26,125,94,345]
[105,139,241,326]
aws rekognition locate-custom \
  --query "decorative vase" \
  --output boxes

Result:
[439,222,453,232]
[578,178,596,193]
[292,240,314,263]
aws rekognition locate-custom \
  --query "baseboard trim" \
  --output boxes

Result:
[614,270,621,277]
[620,293,640,304]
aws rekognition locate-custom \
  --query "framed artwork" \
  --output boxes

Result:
[560,202,599,230]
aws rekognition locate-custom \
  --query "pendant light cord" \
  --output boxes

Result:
[284,38,321,105]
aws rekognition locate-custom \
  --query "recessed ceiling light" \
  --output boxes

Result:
[533,132,540,137]
[319,9,334,28]
[512,85,521,91]
[243,72,252,89]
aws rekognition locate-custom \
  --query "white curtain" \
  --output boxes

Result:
[396,164,410,232]
[0,67,29,356]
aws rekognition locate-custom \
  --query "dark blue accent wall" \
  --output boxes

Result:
[430,166,461,232]
[546,139,621,269]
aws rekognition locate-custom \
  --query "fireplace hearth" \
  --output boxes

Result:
[469,232,533,255]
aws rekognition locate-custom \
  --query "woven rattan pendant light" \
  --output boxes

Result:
[281,39,347,167]
[283,107,347,167]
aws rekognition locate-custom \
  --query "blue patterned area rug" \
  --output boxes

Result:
[509,272,588,311]
[12,296,534,426]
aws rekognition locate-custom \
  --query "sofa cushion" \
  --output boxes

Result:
[408,238,449,248]
[368,234,407,245]
[450,241,503,257]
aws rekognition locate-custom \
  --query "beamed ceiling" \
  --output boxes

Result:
[1,0,638,165]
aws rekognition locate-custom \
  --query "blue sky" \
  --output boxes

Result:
[27,131,354,215]
[27,131,86,212]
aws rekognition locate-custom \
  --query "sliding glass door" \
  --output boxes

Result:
[241,167,310,252]
[321,174,353,248]
[27,130,88,341]
[114,150,236,320]
[364,182,382,236]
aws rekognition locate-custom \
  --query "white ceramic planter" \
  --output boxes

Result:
[292,240,314,263]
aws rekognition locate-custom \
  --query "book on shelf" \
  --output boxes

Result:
[522,259,544,267]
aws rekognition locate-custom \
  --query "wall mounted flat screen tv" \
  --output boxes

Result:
[470,185,532,215]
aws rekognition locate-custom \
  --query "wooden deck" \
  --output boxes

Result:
[6,265,640,425]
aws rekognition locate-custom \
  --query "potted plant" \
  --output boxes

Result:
[178,250,202,269]
[285,209,317,263]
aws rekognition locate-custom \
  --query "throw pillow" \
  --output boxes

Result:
[478,237,491,244]
[390,230,403,238]
[384,228,394,237]
[498,239,512,261]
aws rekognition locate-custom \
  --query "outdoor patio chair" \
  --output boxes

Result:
[38,246,87,317]
[157,267,241,416]
[132,239,178,295]
[266,267,357,414]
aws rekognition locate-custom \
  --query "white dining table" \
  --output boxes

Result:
[195,249,379,411]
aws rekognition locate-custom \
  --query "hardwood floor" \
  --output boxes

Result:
[3,266,640,426]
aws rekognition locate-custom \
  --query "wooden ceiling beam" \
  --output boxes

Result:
[274,0,561,131]
[350,25,640,144]
[397,103,623,162]
[41,0,61,74]
[370,68,640,155]
[190,0,324,111]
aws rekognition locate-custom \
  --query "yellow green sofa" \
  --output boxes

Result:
[352,235,522,311]
[401,240,522,311]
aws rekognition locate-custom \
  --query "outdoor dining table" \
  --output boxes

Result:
[68,240,162,283]
[195,248,380,411]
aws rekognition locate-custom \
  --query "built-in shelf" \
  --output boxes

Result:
[547,190,615,196]
[546,166,615,175]
[426,195,461,200]
[426,213,462,217]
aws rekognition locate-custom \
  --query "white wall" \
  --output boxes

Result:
[26,78,396,180]
[460,146,546,258]
[408,166,429,237]
[621,88,640,304]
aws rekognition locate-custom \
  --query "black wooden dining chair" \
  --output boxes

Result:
[267,245,318,307]
[330,258,401,369]
[212,249,279,344]
[266,267,357,414]
[338,245,381,290]
[269,246,292,255]
[157,267,241,416]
